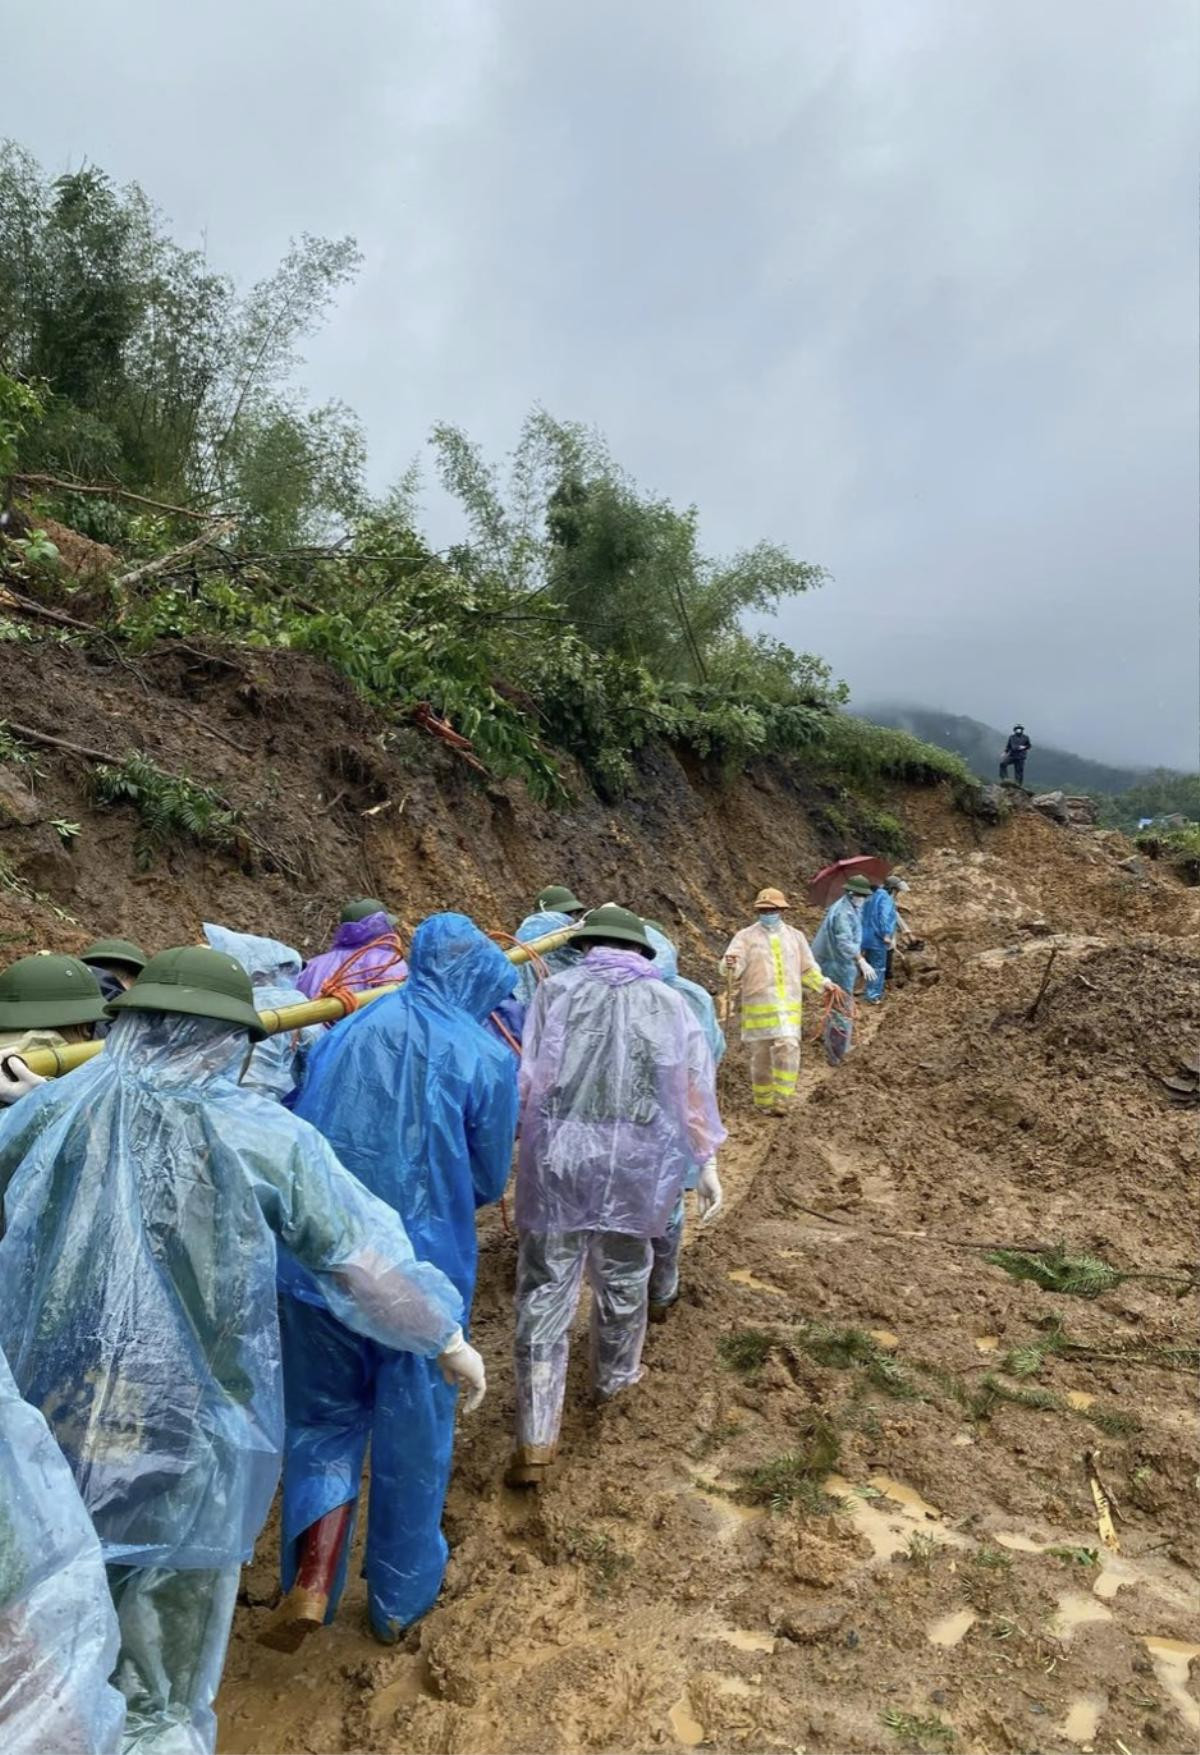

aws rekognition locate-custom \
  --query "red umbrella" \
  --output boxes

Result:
[807,855,890,907]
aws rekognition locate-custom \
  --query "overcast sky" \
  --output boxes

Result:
[10,1,1198,766]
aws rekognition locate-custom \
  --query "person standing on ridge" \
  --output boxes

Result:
[296,898,407,1000]
[999,725,1032,785]
[722,888,830,1114]
[507,905,724,1488]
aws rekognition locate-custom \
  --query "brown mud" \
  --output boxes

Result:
[0,633,1196,1754]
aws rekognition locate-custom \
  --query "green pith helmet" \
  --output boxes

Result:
[81,937,148,974]
[0,953,107,1030]
[108,946,267,1039]
[573,904,653,957]
[537,884,584,915]
[340,898,396,926]
[844,876,873,896]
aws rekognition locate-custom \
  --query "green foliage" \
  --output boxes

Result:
[985,1248,1122,1299]
[561,1527,634,1597]
[87,754,246,869]
[1046,1545,1099,1568]
[973,1546,1013,1572]
[1098,769,1200,830]
[818,716,973,789]
[880,1708,955,1750]
[717,1329,776,1375]
[735,1420,841,1513]
[1136,822,1200,883]
[798,1324,921,1400]
[0,369,43,474]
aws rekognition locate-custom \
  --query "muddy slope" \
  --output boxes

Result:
[1,634,1196,1755]
[218,835,1198,1755]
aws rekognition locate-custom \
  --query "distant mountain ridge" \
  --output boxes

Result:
[857,704,1145,795]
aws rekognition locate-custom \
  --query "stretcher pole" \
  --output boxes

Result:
[21,924,579,1080]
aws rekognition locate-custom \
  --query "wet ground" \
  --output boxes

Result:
[217,840,1200,1755]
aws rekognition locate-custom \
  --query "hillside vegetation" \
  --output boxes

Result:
[0,142,968,817]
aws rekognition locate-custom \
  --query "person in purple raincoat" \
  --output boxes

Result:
[296,899,407,1001]
[505,905,725,1488]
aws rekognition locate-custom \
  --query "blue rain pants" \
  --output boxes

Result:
[279,1295,458,1639]
[860,939,887,1002]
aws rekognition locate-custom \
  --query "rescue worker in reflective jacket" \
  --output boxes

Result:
[272,914,519,1650]
[0,946,478,1755]
[722,888,830,1114]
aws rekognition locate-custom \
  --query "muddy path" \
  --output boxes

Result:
[217,842,1200,1755]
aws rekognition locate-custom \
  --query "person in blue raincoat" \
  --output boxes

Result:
[858,878,908,1004]
[272,913,520,1650]
[0,1342,126,1755]
[512,884,585,1007]
[811,876,878,1060]
[0,946,479,1755]
[203,922,322,1100]
[644,923,725,1319]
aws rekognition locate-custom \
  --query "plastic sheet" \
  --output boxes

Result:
[811,895,864,996]
[721,920,824,1041]
[517,947,724,1237]
[514,1230,652,1450]
[108,1563,238,1755]
[513,909,583,1006]
[824,992,856,1066]
[0,1346,125,1755]
[649,1195,686,1308]
[0,1010,462,1576]
[296,909,407,999]
[203,923,321,1100]
[644,924,726,1066]
[280,913,519,1633]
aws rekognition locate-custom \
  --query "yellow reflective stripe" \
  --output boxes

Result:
[802,965,824,994]
[770,935,788,1007]
[743,1003,801,1020]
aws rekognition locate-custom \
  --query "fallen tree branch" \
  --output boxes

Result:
[1026,947,1059,1021]
[11,472,225,524]
[0,585,97,636]
[113,521,235,593]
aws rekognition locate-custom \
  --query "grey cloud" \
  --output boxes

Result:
[9,0,1197,765]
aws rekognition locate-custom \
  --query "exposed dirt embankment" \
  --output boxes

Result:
[1,632,1196,1755]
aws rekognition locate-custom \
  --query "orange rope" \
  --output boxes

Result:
[487,928,551,985]
[811,983,854,1041]
[318,933,407,1001]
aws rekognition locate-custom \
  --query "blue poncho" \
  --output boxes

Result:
[203,922,321,1101]
[0,1011,462,1573]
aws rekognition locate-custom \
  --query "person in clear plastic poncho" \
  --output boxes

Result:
[272,914,519,1650]
[0,946,478,1755]
[296,899,407,1001]
[0,1342,126,1755]
[643,923,726,1320]
[512,883,585,1007]
[508,906,725,1488]
[203,922,321,1100]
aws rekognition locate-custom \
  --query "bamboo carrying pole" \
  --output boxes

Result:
[20,924,579,1080]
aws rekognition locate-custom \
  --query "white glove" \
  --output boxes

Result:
[858,958,876,982]
[696,1158,724,1223]
[0,1055,46,1105]
[438,1330,486,1412]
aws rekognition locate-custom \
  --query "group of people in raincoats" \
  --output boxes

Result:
[723,871,912,1095]
[0,886,727,1752]
[0,869,909,1753]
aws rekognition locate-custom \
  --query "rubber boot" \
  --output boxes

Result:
[257,1501,352,1652]
[504,1443,556,1489]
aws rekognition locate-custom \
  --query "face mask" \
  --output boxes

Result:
[850,896,865,911]
[757,911,782,928]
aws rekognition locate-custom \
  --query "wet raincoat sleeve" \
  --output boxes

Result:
[683,1007,725,1168]
[721,927,750,976]
[862,889,897,948]
[249,1120,464,1358]
[465,1049,519,1209]
[0,1348,125,1755]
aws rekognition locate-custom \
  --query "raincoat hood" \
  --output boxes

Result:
[330,910,396,951]
[204,923,303,988]
[104,1008,250,1091]
[645,924,679,981]
[407,913,517,1021]
[582,945,660,985]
